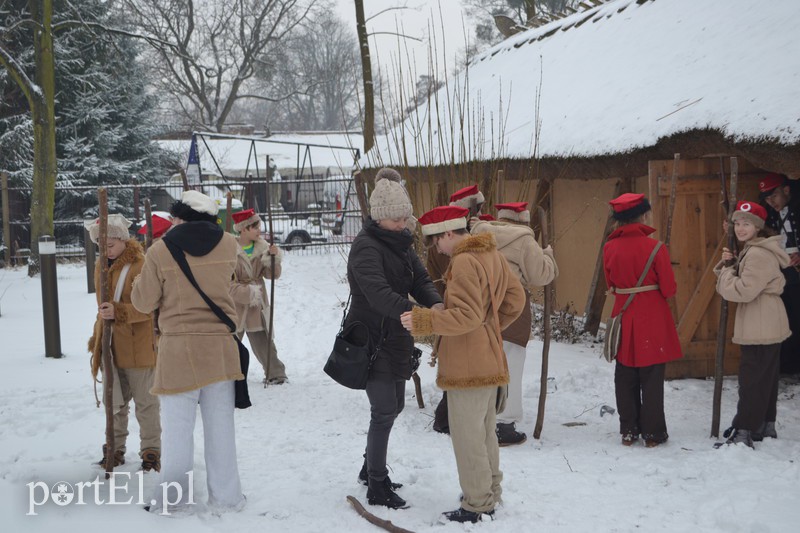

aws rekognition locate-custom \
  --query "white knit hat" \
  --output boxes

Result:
[370,168,413,221]
[84,213,132,244]
[181,190,218,216]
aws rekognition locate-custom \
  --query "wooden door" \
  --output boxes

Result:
[648,156,762,378]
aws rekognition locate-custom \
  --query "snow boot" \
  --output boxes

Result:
[725,428,754,449]
[141,449,160,472]
[621,433,639,446]
[367,478,408,509]
[496,422,527,447]
[442,507,494,523]
[97,445,125,468]
[752,421,777,442]
[358,460,402,490]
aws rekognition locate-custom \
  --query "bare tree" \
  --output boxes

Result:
[120,0,315,132]
[256,11,360,131]
[464,0,579,48]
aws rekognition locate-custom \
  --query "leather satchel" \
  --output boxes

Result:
[323,295,378,390]
[602,241,663,363]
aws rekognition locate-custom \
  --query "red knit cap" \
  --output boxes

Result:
[419,206,470,236]
[449,185,485,209]
[731,200,767,229]
[495,201,530,223]
[137,214,172,239]
[609,193,645,213]
[758,173,786,194]
[232,208,261,232]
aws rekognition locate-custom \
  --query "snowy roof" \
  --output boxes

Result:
[368,0,800,168]
[159,132,362,177]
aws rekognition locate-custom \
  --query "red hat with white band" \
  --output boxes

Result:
[137,214,172,239]
[418,206,470,236]
[449,185,485,209]
[232,208,261,232]
[731,200,767,229]
[495,201,530,223]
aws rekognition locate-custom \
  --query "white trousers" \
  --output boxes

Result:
[497,341,527,424]
[150,380,243,514]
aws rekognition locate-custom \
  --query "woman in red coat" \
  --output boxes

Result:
[603,193,683,447]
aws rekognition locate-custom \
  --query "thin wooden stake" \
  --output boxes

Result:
[346,496,415,533]
[98,188,115,478]
[533,206,553,440]
[711,157,737,438]
[225,191,233,233]
[265,158,276,388]
[144,199,154,250]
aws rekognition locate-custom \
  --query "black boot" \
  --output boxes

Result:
[442,507,494,523]
[496,422,527,446]
[367,478,408,509]
[358,456,403,489]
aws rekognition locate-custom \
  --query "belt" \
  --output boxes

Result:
[607,284,659,295]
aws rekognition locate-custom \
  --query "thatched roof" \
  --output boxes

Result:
[367,0,800,178]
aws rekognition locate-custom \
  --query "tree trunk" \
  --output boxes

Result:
[28,0,58,276]
[354,0,374,154]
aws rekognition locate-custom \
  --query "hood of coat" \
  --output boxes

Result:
[162,221,223,256]
[471,219,535,249]
[451,232,496,258]
[608,222,656,241]
[743,235,791,268]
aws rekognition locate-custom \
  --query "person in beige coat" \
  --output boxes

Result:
[470,201,558,445]
[86,214,160,472]
[715,200,791,448]
[132,190,245,514]
[230,208,287,384]
[401,205,525,524]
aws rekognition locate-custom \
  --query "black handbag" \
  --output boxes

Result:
[324,295,379,390]
[163,239,252,409]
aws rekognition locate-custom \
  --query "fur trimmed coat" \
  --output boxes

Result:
[230,238,282,333]
[411,233,526,390]
[88,239,156,378]
[715,235,791,345]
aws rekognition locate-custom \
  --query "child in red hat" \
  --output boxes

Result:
[401,205,525,523]
[230,208,287,385]
[603,192,682,447]
[716,200,790,448]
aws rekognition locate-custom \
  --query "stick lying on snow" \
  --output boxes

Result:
[346,496,415,533]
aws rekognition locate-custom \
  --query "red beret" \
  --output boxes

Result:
[758,173,786,194]
[232,208,256,224]
[419,206,470,236]
[137,214,172,239]
[609,193,646,213]
[734,200,767,222]
[478,214,496,221]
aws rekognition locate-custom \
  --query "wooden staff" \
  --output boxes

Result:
[533,206,553,440]
[711,157,737,438]
[98,188,115,478]
[144,199,160,346]
[664,153,680,248]
[225,191,233,233]
[265,158,276,387]
[346,495,414,533]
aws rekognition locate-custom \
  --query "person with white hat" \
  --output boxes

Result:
[401,205,525,524]
[86,213,160,472]
[132,190,245,514]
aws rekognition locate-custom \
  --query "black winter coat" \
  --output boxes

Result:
[345,219,442,379]
[764,182,800,285]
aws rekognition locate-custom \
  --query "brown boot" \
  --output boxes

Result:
[141,449,161,472]
[97,445,125,468]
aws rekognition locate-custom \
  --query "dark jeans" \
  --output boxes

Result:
[780,284,800,374]
[614,362,668,442]
[365,357,405,482]
[732,344,780,431]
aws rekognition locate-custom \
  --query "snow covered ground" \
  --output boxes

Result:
[1,251,799,532]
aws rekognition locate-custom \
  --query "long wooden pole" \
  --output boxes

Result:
[711,157,737,438]
[265,157,276,387]
[533,206,553,439]
[225,191,233,233]
[98,188,115,478]
[664,153,680,249]
[1,172,10,267]
[144,199,159,348]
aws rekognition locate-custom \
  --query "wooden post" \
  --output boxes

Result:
[133,186,141,226]
[711,157,737,438]
[353,170,370,221]
[144,199,154,250]
[496,169,505,204]
[435,181,449,207]
[225,192,233,233]
[84,228,96,294]
[1,172,11,267]
[582,177,631,335]
[664,154,680,249]
[533,206,553,440]
[98,188,115,478]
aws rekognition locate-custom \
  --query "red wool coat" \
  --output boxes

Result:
[603,223,683,367]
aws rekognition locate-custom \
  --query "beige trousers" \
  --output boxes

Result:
[241,330,287,381]
[447,386,502,513]
[109,367,161,455]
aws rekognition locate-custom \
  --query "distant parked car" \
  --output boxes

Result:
[260,204,330,250]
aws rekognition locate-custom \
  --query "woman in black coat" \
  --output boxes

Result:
[346,169,441,509]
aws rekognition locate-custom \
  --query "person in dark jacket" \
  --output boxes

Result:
[347,168,442,509]
[603,193,683,448]
[759,173,800,374]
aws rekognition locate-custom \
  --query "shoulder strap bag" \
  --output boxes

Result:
[323,295,383,390]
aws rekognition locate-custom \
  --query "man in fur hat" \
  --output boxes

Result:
[230,208,287,385]
[401,205,525,523]
[86,214,160,472]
